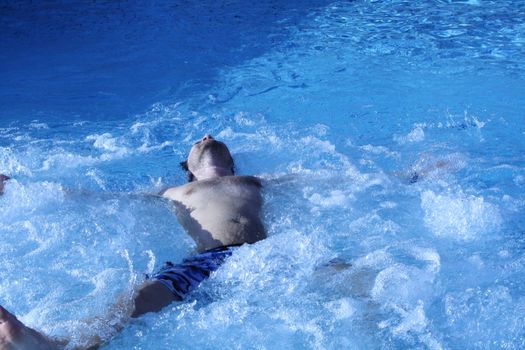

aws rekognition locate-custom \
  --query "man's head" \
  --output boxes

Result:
[181,134,234,182]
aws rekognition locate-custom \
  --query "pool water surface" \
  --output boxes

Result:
[1,1,525,349]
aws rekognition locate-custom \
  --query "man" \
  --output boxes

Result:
[0,134,266,349]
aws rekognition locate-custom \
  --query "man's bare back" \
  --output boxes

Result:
[162,175,266,251]
[0,134,266,349]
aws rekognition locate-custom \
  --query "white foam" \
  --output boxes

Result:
[300,136,335,153]
[379,201,397,209]
[137,140,173,153]
[371,247,439,307]
[372,264,415,303]
[14,135,33,142]
[371,256,440,346]
[360,144,400,158]
[234,112,259,126]
[308,190,351,208]
[216,127,236,138]
[353,249,393,269]
[85,169,107,190]
[394,126,425,144]
[22,220,46,246]
[268,308,325,349]
[0,147,32,176]
[213,231,329,296]
[310,123,329,137]
[324,298,355,320]
[29,122,49,130]
[88,268,120,296]
[0,180,65,217]
[420,190,502,241]
[443,286,523,348]
[40,133,131,170]
[144,250,156,275]
[42,152,99,170]
[468,254,484,268]
[347,213,401,241]
[498,250,510,258]
[409,247,441,274]
[392,300,428,335]
[86,133,129,156]
[388,300,443,350]
[444,111,486,130]
[216,126,283,149]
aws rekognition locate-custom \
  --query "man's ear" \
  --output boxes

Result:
[180,162,195,182]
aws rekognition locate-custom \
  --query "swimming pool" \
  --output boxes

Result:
[1,0,524,348]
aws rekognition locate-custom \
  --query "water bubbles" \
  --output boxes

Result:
[420,190,502,241]
[307,189,352,209]
[28,122,50,130]
[324,297,355,320]
[444,286,525,348]
[0,146,32,176]
[436,29,467,38]
[0,1,523,347]
[86,133,130,158]
[394,126,425,144]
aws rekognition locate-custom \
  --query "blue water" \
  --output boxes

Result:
[1,1,524,349]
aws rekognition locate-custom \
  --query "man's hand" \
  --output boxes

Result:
[0,174,10,195]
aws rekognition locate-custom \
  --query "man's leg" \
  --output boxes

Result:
[131,246,236,318]
[0,305,60,350]
[0,281,177,350]
[131,280,179,318]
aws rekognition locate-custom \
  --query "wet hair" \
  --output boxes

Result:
[180,161,196,182]
[180,160,235,182]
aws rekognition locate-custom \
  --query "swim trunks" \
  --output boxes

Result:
[150,245,237,300]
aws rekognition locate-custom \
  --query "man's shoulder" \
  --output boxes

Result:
[191,175,262,189]
[160,183,191,201]
[161,176,261,201]
[224,175,262,188]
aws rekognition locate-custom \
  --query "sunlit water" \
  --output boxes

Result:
[1,1,524,349]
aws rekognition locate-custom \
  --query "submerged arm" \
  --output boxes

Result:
[61,187,168,204]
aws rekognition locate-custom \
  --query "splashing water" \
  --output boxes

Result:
[1,1,525,349]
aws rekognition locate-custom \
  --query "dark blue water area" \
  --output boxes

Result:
[0,0,332,122]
